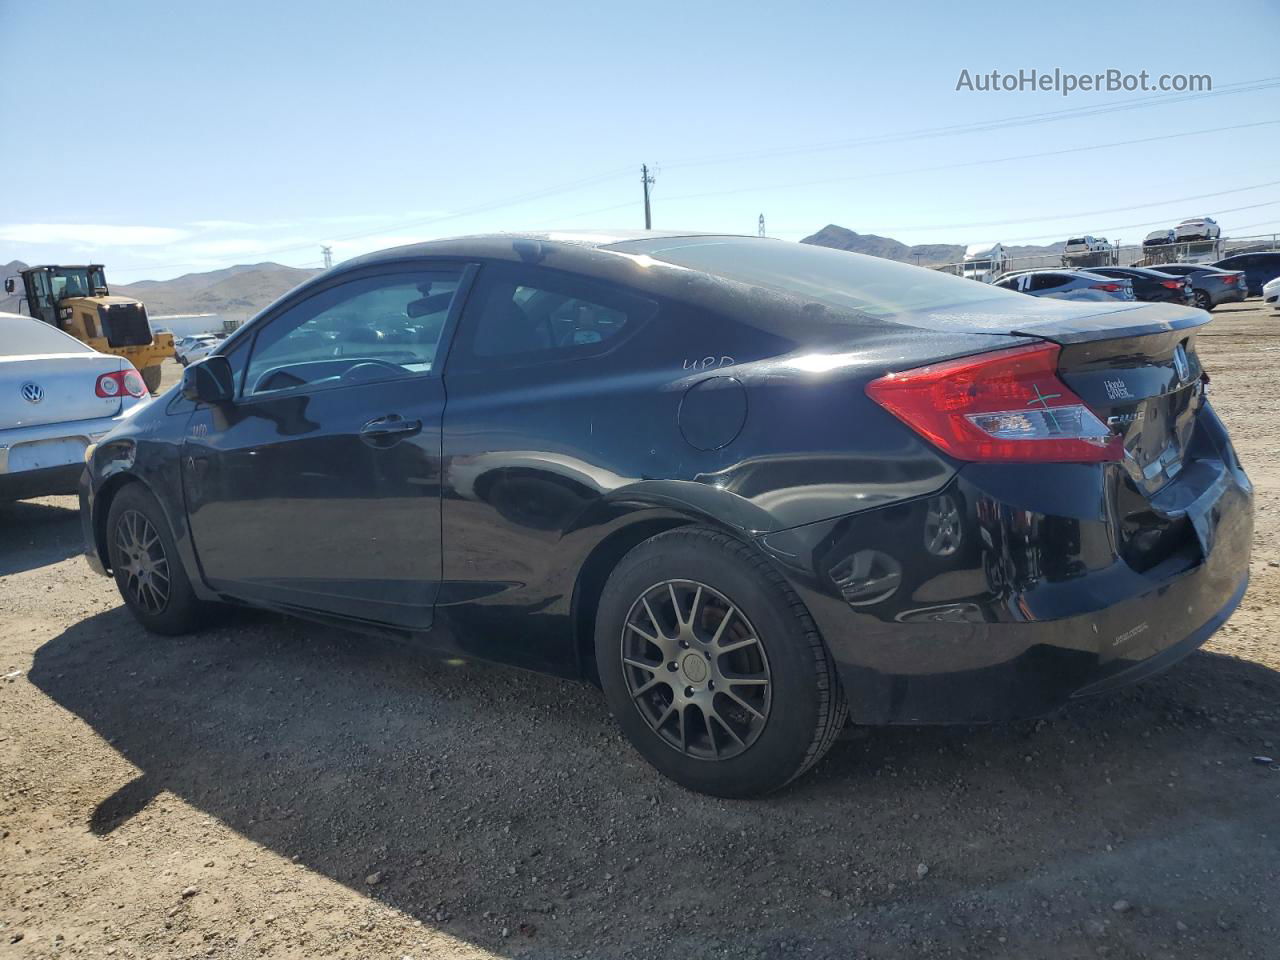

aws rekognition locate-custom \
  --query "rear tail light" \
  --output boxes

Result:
[865,343,1122,463]
[1222,274,1238,285]
[1160,280,1182,289]
[1091,282,1124,293]
[96,368,147,399]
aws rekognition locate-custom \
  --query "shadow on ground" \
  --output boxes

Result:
[0,497,83,577]
[29,607,1280,957]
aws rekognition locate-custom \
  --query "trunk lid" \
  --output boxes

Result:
[1052,326,1205,497]
[0,353,126,429]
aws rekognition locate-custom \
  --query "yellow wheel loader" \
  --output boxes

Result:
[4,264,173,393]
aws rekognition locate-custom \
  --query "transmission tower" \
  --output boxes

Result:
[322,246,333,270]
[758,214,766,238]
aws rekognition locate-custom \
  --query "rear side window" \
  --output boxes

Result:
[448,263,656,371]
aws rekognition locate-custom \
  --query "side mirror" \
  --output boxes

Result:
[181,355,235,404]
[3,278,13,294]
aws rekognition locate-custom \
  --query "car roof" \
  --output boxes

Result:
[1000,268,1108,279]
[341,230,756,270]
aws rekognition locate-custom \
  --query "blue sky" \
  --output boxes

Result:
[2,0,1278,282]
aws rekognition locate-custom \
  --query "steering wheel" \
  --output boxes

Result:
[340,359,405,382]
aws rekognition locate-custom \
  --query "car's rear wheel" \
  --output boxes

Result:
[595,527,847,797]
[1194,290,1213,311]
[106,484,204,635]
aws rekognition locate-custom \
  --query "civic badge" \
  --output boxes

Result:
[1173,344,1191,384]
[20,382,44,404]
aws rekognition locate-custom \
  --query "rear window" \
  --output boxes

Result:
[0,315,94,356]
[606,237,1025,321]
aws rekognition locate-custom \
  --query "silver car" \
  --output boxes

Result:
[0,311,150,500]
[994,269,1135,302]
[174,334,218,365]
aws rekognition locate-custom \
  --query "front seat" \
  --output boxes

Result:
[476,295,547,356]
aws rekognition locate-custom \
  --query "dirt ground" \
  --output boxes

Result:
[2,302,1279,960]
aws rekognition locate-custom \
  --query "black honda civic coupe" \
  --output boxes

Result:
[79,232,1252,797]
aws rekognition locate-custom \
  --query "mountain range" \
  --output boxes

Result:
[799,225,1065,263]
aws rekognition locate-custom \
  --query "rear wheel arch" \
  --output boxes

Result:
[572,517,694,684]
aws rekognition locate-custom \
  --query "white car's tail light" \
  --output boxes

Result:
[96,369,147,399]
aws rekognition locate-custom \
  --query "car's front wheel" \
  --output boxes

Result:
[596,527,847,797]
[106,484,205,635]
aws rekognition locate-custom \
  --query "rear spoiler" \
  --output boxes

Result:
[911,300,1212,346]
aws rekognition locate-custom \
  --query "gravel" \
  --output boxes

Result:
[3,308,1280,958]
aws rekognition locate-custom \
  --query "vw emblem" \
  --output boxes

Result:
[20,382,44,404]
[1172,344,1191,384]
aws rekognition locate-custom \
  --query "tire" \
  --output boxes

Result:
[1194,290,1213,312]
[141,365,163,394]
[106,484,205,635]
[595,526,847,797]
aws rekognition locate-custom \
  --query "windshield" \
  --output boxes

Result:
[964,259,992,271]
[47,267,106,300]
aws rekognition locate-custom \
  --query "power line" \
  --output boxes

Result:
[999,198,1280,243]
[105,167,634,275]
[662,76,1280,171]
[553,120,1280,226]
[635,121,1280,210]
[859,178,1280,234]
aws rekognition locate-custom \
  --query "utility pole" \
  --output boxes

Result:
[641,164,655,230]
[758,213,766,237]
[321,246,333,270]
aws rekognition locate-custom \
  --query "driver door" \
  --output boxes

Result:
[181,263,473,629]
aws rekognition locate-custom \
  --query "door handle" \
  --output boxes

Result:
[359,414,422,447]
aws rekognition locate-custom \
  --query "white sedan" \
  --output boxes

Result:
[174,334,219,365]
[182,337,223,366]
[1,311,150,501]
[1264,275,1280,312]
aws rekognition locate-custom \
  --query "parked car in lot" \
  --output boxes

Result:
[1147,263,1246,311]
[79,233,1251,796]
[181,336,222,366]
[1,311,149,501]
[1263,275,1280,311]
[1063,236,1110,256]
[1143,229,1176,248]
[1214,252,1280,297]
[1087,266,1194,305]
[1175,217,1220,242]
[994,269,1134,301]
[174,334,218,365]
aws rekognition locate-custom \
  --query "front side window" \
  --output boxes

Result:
[450,264,656,371]
[243,268,462,396]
